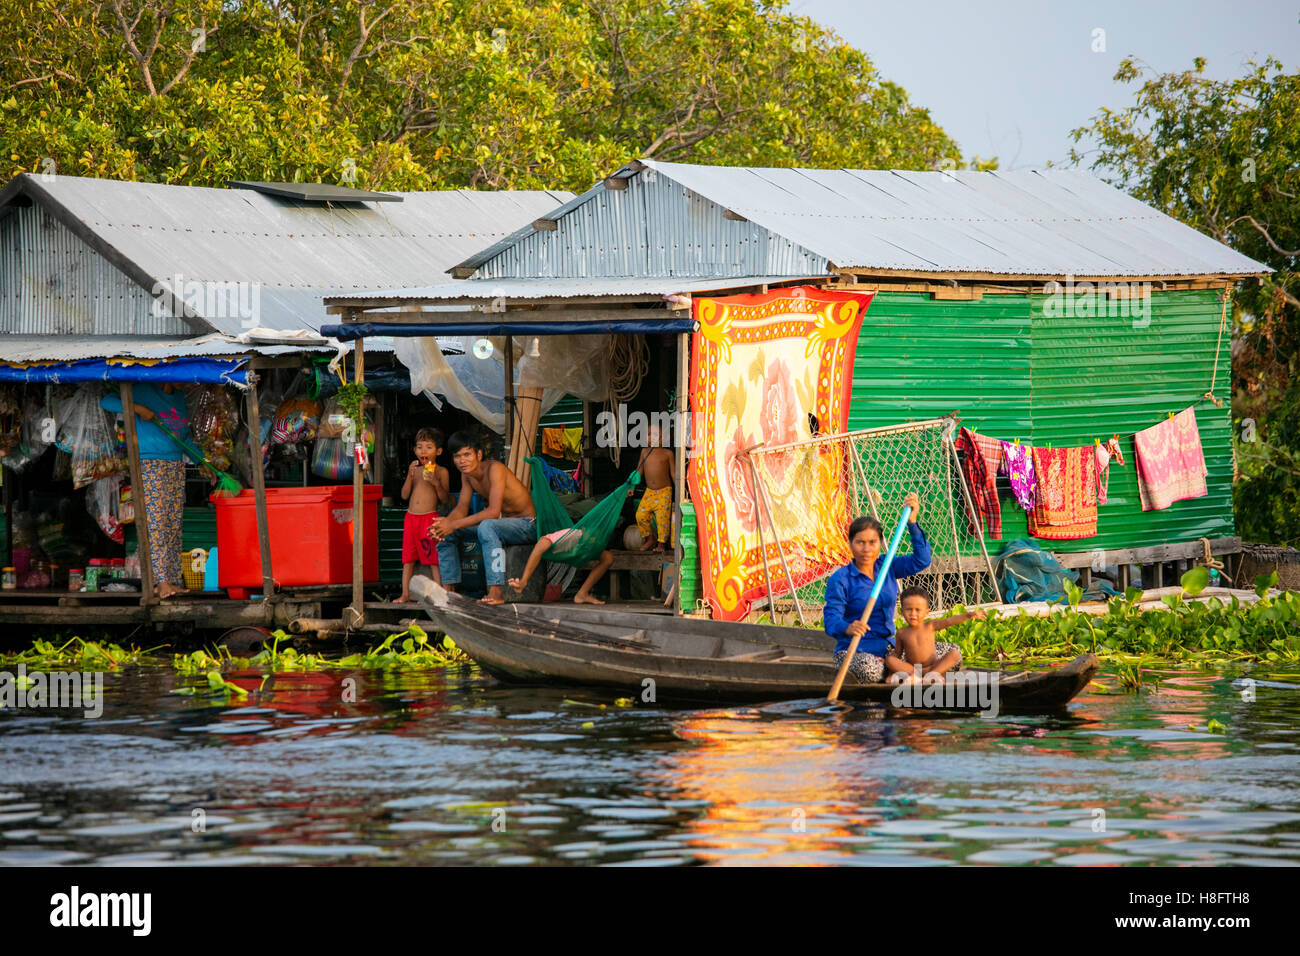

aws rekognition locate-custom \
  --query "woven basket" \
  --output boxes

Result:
[183,549,207,591]
[1238,544,1300,591]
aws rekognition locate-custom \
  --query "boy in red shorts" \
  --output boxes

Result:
[396,428,451,602]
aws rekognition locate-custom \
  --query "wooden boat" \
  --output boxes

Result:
[411,578,1099,710]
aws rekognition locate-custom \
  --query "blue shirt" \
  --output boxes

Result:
[100,385,191,461]
[823,522,932,656]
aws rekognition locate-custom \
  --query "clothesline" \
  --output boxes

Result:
[956,403,1210,542]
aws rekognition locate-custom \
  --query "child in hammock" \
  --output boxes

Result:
[507,527,615,605]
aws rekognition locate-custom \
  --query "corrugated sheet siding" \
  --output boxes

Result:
[848,292,1034,544]
[538,394,583,431]
[1030,288,1234,548]
[474,174,827,280]
[0,204,192,335]
[844,289,1234,554]
[678,502,702,612]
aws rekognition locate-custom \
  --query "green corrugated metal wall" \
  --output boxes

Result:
[680,287,1236,608]
[1029,288,1234,547]
[849,288,1234,551]
[538,394,583,449]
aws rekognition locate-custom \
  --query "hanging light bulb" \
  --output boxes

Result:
[529,336,541,357]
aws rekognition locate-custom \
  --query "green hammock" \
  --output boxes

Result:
[527,455,641,567]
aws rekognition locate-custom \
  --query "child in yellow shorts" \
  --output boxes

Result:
[633,429,674,551]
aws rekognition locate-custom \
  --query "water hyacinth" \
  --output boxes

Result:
[0,636,163,670]
[941,574,1300,668]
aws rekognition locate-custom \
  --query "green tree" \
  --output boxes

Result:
[1070,56,1300,545]
[1,0,971,192]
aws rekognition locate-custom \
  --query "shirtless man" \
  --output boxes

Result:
[432,431,537,606]
[632,426,675,551]
[886,587,984,683]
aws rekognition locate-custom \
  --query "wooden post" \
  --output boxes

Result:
[120,383,156,606]
[3,463,12,567]
[373,393,385,490]
[581,400,593,497]
[244,376,274,600]
[673,331,688,616]
[503,335,514,463]
[349,339,366,628]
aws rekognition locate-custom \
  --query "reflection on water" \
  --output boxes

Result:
[1,658,1298,866]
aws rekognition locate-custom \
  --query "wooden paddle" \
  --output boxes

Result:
[826,505,913,703]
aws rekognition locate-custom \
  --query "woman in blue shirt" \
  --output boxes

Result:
[823,491,931,684]
[101,384,191,598]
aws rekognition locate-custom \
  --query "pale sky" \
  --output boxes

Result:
[793,0,1300,169]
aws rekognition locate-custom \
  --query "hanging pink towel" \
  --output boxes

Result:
[1133,407,1208,511]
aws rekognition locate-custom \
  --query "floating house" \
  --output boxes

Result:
[0,173,571,631]
[325,159,1269,617]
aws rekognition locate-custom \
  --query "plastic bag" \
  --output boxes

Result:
[517,334,611,404]
[61,387,127,489]
[270,396,322,445]
[22,397,54,461]
[51,388,77,453]
[0,393,53,472]
[119,482,135,525]
[86,477,125,544]
[311,435,353,480]
[395,336,566,434]
[184,385,239,471]
[310,397,373,480]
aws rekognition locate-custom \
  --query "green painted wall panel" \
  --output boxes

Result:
[848,293,1034,544]
[1030,288,1234,550]
[844,289,1234,555]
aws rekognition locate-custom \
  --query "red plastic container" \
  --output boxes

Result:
[213,486,380,598]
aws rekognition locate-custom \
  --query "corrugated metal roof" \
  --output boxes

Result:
[328,274,820,303]
[637,161,1268,277]
[452,171,829,280]
[0,335,341,363]
[455,160,1267,280]
[0,174,573,336]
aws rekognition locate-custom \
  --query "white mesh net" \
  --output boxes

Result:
[745,418,1000,624]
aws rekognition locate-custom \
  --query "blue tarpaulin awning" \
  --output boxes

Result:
[0,356,251,385]
[321,319,698,340]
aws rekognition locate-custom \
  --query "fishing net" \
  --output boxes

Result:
[746,418,1001,623]
[996,538,1119,604]
[527,455,640,567]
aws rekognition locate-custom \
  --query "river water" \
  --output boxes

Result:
[2,657,1298,866]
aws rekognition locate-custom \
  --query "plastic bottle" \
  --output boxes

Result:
[2,567,15,590]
